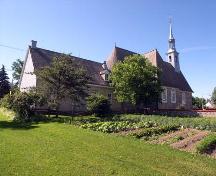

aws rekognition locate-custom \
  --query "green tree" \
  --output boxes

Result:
[110,54,162,112]
[0,65,10,98]
[11,59,24,85]
[35,55,89,117]
[192,96,206,109]
[86,93,111,117]
[211,87,216,106]
[0,90,44,122]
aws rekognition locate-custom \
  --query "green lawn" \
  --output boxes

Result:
[0,114,216,176]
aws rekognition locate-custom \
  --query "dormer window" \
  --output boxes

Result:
[105,74,109,81]
[100,61,110,81]
[102,61,108,70]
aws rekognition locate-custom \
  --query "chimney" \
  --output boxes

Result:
[31,40,37,48]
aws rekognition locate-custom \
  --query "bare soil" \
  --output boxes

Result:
[171,130,209,152]
[117,127,216,158]
[151,128,216,158]
[152,128,199,145]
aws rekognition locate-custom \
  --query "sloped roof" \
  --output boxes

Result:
[106,46,137,70]
[29,47,108,86]
[106,46,193,92]
[28,45,192,92]
[154,50,193,92]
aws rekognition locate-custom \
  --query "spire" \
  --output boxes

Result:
[168,18,176,50]
[167,18,180,72]
[169,18,174,40]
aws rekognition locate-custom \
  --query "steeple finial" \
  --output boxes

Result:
[169,17,174,40]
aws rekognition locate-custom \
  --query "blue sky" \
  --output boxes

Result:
[0,0,215,98]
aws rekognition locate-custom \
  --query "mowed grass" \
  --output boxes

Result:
[0,114,216,176]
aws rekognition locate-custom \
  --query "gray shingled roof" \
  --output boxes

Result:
[29,46,192,92]
[155,51,193,92]
[106,47,193,92]
[29,47,108,86]
[106,46,137,70]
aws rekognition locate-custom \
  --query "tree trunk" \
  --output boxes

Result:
[55,104,60,118]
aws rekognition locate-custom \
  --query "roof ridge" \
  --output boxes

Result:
[114,46,138,54]
[143,48,157,55]
[30,47,103,65]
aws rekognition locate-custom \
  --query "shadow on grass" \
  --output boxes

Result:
[0,121,39,130]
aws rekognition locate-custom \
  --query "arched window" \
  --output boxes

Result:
[169,56,172,62]
[161,88,167,103]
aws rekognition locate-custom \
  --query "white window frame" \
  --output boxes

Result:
[171,89,176,103]
[105,74,109,81]
[182,92,186,105]
[161,88,167,103]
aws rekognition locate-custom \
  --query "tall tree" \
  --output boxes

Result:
[36,55,89,117]
[211,87,216,106]
[11,59,24,84]
[0,65,10,98]
[110,54,162,111]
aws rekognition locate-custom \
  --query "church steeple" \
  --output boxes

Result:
[167,20,180,72]
[169,22,174,40]
[168,20,176,50]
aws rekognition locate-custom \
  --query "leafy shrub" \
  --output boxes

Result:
[80,120,158,133]
[1,90,45,122]
[128,125,179,139]
[86,93,111,117]
[136,121,157,128]
[0,107,15,120]
[196,134,216,154]
[0,93,14,109]
[13,91,45,122]
[80,121,134,133]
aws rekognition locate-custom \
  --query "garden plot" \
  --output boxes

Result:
[170,130,209,151]
[71,114,216,158]
[152,128,200,144]
[151,128,216,158]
